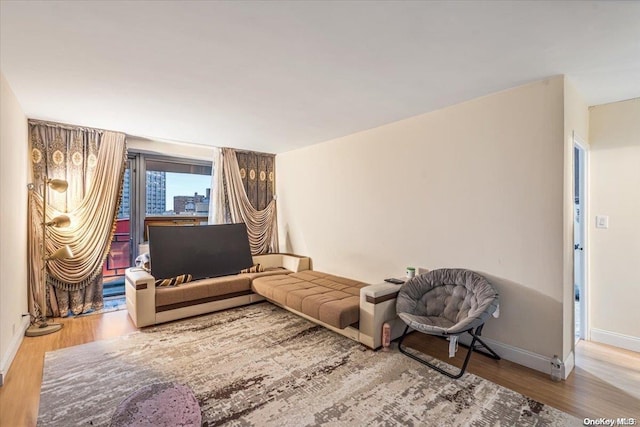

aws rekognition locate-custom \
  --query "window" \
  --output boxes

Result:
[145,159,212,216]
[103,154,213,297]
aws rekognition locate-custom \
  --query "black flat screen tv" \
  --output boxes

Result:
[148,223,253,280]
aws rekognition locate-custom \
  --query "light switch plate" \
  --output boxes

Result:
[596,215,609,229]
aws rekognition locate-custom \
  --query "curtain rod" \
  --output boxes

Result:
[28,119,105,134]
[28,120,275,156]
[226,147,276,157]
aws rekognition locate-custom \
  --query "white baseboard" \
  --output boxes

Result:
[562,351,575,379]
[0,316,30,387]
[591,328,640,353]
[458,334,561,378]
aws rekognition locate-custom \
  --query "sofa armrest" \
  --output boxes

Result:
[252,254,310,272]
[359,283,405,349]
[125,267,156,328]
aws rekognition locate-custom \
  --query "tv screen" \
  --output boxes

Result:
[148,223,253,280]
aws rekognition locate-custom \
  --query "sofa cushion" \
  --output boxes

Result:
[252,271,368,329]
[156,275,252,310]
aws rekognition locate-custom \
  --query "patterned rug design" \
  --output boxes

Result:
[39,303,580,426]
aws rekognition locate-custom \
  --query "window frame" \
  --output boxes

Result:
[128,151,212,258]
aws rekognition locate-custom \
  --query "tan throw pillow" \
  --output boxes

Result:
[155,274,192,287]
[240,264,264,274]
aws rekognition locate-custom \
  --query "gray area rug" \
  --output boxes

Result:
[39,303,580,426]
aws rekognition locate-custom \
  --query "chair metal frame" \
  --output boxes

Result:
[397,323,500,379]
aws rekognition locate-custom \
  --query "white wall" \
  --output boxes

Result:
[0,72,29,384]
[589,98,640,352]
[277,77,567,362]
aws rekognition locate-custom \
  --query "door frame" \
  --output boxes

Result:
[573,132,589,342]
[127,156,140,266]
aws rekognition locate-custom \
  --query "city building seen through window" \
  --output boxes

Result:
[107,156,213,299]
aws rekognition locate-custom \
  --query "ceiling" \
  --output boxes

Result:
[1,1,639,154]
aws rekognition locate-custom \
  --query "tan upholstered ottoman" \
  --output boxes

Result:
[252,271,368,329]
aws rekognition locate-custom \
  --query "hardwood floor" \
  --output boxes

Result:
[0,310,136,427]
[0,309,638,426]
[404,333,640,421]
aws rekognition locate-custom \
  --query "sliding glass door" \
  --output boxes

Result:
[102,158,133,297]
[101,154,212,298]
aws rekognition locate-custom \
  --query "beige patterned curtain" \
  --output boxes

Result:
[209,147,278,254]
[28,121,127,317]
[235,150,275,211]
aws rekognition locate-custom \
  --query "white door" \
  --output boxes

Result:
[573,137,588,342]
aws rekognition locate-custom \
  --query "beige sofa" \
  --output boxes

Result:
[125,253,309,327]
[125,255,406,349]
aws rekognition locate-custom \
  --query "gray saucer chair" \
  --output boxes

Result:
[396,268,500,379]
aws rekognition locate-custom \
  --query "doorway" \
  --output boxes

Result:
[573,135,588,343]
